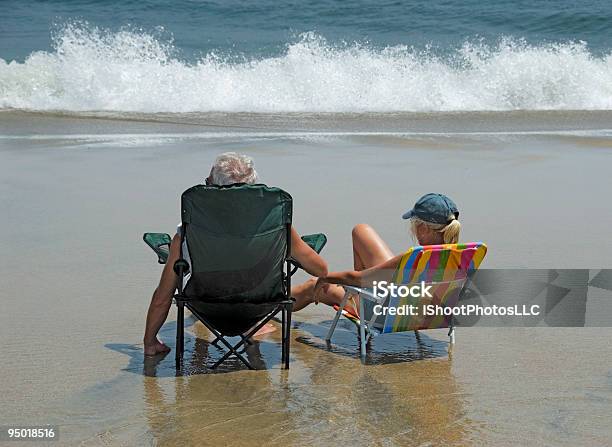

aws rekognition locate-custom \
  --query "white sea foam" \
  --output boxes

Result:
[2,25,612,113]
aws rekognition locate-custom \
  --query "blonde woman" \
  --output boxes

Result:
[292,193,461,311]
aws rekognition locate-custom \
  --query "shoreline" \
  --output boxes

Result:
[4,109,612,136]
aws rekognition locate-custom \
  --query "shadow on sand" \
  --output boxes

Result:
[293,318,451,365]
[106,313,290,377]
[106,313,451,378]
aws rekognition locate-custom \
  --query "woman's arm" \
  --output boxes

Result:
[290,226,328,278]
[315,254,402,291]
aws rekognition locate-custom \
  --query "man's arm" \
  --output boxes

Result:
[290,226,328,278]
[143,233,181,355]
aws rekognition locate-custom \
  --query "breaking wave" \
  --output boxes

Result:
[2,24,612,113]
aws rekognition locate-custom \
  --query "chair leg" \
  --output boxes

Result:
[175,302,184,369]
[281,306,286,365]
[359,296,367,359]
[211,341,254,370]
[240,334,253,347]
[284,301,293,370]
[186,303,290,370]
[210,305,282,370]
[325,290,350,342]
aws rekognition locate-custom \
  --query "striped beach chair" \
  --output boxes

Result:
[325,242,487,358]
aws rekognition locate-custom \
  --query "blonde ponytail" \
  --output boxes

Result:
[438,216,461,244]
[410,215,462,245]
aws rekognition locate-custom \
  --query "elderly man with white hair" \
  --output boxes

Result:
[143,152,328,356]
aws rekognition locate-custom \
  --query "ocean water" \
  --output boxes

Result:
[1,0,612,113]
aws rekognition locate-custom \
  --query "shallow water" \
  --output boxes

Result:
[1,112,612,445]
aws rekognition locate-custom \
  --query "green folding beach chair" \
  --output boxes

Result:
[326,242,487,358]
[144,183,326,370]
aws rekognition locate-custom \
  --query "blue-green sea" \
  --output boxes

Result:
[1,0,612,113]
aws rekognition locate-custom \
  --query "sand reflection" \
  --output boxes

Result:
[141,319,472,446]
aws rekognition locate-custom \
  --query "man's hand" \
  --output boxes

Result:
[313,277,330,304]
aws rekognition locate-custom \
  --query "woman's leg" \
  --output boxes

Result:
[352,224,394,270]
[337,224,395,314]
[291,278,317,311]
[293,224,394,311]
[292,278,346,311]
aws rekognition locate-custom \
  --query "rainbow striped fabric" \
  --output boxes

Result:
[394,242,488,284]
[381,242,488,333]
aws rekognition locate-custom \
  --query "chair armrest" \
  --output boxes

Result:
[301,233,327,254]
[143,232,172,264]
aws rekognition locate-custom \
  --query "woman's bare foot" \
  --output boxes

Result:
[144,338,171,356]
[252,323,276,337]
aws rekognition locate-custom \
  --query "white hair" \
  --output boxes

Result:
[210,152,258,186]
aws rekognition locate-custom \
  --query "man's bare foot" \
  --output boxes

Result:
[253,323,276,337]
[144,338,171,356]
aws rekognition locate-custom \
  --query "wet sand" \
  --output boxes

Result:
[1,111,611,446]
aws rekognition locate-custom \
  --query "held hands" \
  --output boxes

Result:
[313,277,330,304]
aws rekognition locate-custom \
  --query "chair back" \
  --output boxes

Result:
[374,242,487,333]
[180,184,292,304]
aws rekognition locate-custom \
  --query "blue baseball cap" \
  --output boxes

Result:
[402,193,459,224]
